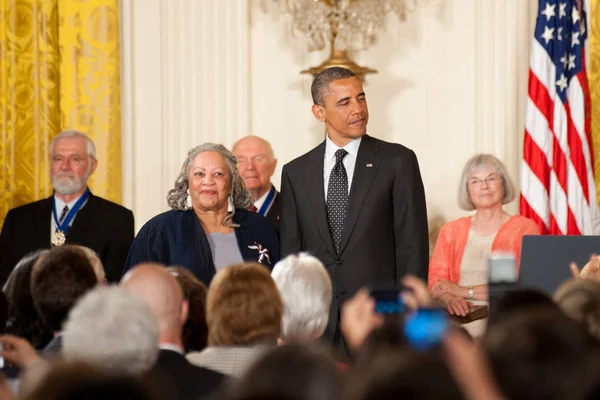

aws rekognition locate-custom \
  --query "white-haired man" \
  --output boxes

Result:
[62,285,159,375]
[121,263,225,400]
[0,130,134,284]
[232,135,280,230]
[271,253,332,343]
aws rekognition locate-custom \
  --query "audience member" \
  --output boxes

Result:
[487,288,560,330]
[554,279,600,340]
[232,135,280,230]
[271,253,332,343]
[121,263,225,400]
[19,361,159,400]
[62,286,159,375]
[484,309,600,400]
[225,343,342,400]
[187,262,283,377]
[124,143,279,286]
[429,154,539,336]
[31,246,98,354]
[3,250,52,349]
[166,266,209,352]
[74,245,107,284]
[0,130,134,284]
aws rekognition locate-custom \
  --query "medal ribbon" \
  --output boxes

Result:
[52,189,90,235]
[258,185,276,216]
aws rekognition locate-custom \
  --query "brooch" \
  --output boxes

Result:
[248,242,272,265]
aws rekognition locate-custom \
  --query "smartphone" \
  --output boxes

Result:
[403,307,449,351]
[371,289,406,315]
[488,252,518,284]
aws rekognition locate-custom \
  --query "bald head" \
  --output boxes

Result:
[120,263,187,336]
[232,135,277,200]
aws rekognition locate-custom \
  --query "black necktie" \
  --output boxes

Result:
[327,149,349,254]
[58,205,69,225]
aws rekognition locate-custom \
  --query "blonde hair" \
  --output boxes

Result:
[457,154,516,211]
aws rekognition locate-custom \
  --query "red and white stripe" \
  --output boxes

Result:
[520,36,600,235]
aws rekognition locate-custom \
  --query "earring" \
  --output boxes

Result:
[228,195,234,212]
[186,189,192,209]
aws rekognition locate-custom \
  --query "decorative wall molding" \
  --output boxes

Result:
[121,0,250,229]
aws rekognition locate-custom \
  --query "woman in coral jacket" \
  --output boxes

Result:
[428,154,539,337]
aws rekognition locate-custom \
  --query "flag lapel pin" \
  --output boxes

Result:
[366,163,373,167]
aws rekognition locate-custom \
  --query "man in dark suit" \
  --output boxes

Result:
[280,67,429,350]
[0,130,134,284]
[232,135,280,231]
[122,263,225,400]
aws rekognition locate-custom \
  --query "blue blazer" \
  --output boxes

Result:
[123,209,279,285]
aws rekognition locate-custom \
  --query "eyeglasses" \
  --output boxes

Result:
[468,176,501,187]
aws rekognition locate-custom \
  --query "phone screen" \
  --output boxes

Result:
[371,289,405,315]
[403,308,449,351]
[488,253,517,283]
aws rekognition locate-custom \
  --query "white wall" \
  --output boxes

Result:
[122,0,538,235]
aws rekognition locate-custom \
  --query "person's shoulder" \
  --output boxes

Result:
[283,141,325,170]
[5,197,50,217]
[507,215,540,233]
[90,194,133,215]
[364,135,415,157]
[235,208,274,229]
[142,209,189,227]
[440,217,471,234]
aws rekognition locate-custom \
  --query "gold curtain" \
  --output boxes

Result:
[593,0,600,203]
[0,0,121,227]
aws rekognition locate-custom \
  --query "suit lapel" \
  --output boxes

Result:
[338,135,380,255]
[67,192,98,242]
[304,142,337,257]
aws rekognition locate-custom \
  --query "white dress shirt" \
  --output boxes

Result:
[50,193,87,237]
[323,135,362,201]
[253,184,273,211]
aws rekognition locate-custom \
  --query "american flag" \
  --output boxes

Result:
[520,0,600,235]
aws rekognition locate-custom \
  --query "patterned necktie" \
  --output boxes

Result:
[58,205,69,225]
[327,149,349,254]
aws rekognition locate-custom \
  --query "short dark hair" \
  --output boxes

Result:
[31,246,98,332]
[311,67,357,106]
[166,266,209,352]
[3,250,53,348]
[226,343,342,400]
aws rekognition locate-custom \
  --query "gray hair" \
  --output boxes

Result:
[311,67,357,106]
[63,286,159,375]
[457,154,516,211]
[271,253,332,342]
[50,130,97,160]
[167,143,254,227]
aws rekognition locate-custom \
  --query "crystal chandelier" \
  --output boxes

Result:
[263,0,424,78]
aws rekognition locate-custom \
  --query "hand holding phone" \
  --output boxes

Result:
[404,308,449,351]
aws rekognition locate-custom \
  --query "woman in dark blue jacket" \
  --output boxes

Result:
[124,143,279,286]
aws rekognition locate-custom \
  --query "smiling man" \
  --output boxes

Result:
[232,135,280,230]
[280,67,429,354]
[0,130,134,284]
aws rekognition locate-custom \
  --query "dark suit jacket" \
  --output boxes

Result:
[149,349,225,400]
[123,208,279,286]
[265,189,281,232]
[280,135,429,336]
[0,192,134,284]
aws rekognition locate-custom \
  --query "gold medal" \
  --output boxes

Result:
[52,231,66,246]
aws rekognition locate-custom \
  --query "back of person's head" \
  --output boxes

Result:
[226,343,342,400]
[20,361,159,400]
[3,250,53,348]
[484,308,600,400]
[30,246,98,332]
[271,253,332,343]
[166,266,208,352]
[121,263,187,341]
[63,286,159,375]
[207,263,283,346]
[554,279,600,340]
[353,320,409,366]
[345,348,464,400]
[72,245,106,283]
[488,288,560,330]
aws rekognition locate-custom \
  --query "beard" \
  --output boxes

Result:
[52,171,89,196]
